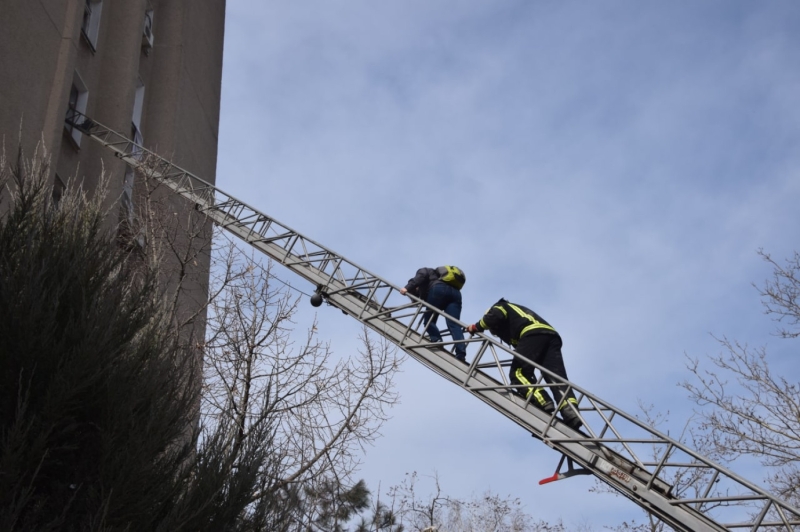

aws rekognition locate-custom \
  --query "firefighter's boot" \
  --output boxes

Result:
[560,404,583,430]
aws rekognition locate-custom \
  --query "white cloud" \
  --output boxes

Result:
[218,1,800,527]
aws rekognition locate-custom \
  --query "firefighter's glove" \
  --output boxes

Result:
[466,324,479,335]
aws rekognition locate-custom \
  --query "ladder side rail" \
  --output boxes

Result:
[543,375,797,528]
[463,336,795,528]
[581,393,653,471]
[589,397,617,440]
[359,282,383,320]
[677,495,777,505]
[647,442,677,491]
[773,504,797,530]
[361,340,726,531]
[210,199,764,530]
[80,115,791,530]
[206,231,692,520]
[72,113,800,531]
[93,118,799,530]
[69,113,601,426]
[209,192,800,531]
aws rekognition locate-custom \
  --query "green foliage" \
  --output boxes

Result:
[0,147,260,531]
[306,479,370,531]
[0,148,172,529]
[0,146,404,532]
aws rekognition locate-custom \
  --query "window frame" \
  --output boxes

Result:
[122,79,146,222]
[64,71,89,148]
[52,174,67,205]
[81,0,103,51]
[142,9,155,54]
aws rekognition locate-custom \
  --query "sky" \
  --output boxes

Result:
[216,1,800,528]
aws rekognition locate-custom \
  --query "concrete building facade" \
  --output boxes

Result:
[0,0,226,207]
[1,0,227,342]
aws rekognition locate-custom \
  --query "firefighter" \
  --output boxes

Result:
[400,266,467,362]
[466,299,582,430]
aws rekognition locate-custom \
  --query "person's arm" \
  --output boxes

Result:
[467,304,505,333]
[400,268,430,296]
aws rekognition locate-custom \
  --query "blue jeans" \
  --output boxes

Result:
[423,282,466,359]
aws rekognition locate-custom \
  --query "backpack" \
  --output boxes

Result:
[436,265,466,290]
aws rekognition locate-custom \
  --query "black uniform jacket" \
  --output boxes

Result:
[404,267,440,300]
[475,299,558,346]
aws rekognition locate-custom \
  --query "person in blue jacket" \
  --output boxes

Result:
[401,266,467,362]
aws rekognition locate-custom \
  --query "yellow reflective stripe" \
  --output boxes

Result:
[515,368,531,386]
[520,323,554,336]
[532,388,547,405]
[514,369,547,407]
[479,305,507,330]
[507,303,555,335]
[558,397,578,410]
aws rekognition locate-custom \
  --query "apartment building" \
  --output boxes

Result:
[1,0,225,203]
[0,0,227,338]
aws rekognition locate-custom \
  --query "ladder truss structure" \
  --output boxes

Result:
[69,113,800,531]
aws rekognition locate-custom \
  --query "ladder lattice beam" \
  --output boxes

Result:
[69,113,800,531]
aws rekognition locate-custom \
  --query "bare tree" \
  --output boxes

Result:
[587,250,800,530]
[126,151,406,516]
[124,153,216,345]
[0,141,405,530]
[587,402,712,532]
[385,471,563,532]
[388,472,451,531]
[196,230,403,528]
[681,250,800,508]
[758,250,800,339]
[682,340,800,505]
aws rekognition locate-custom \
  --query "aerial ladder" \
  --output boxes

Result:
[68,112,800,531]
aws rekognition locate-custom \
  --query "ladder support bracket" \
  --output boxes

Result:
[539,455,591,485]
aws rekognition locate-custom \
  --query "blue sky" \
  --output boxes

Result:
[216,1,800,527]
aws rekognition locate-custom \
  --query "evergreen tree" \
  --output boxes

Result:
[0,145,403,531]
[0,146,247,531]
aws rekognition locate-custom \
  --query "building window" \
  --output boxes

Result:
[121,123,143,224]
[131,79,145,133]
[81,0,103,51]
[122,80,146,224]
[52,174,66,205]
[64,71,89,148]
[142,9,155,54]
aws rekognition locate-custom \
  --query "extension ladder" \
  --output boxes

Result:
[68,112,800,531]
